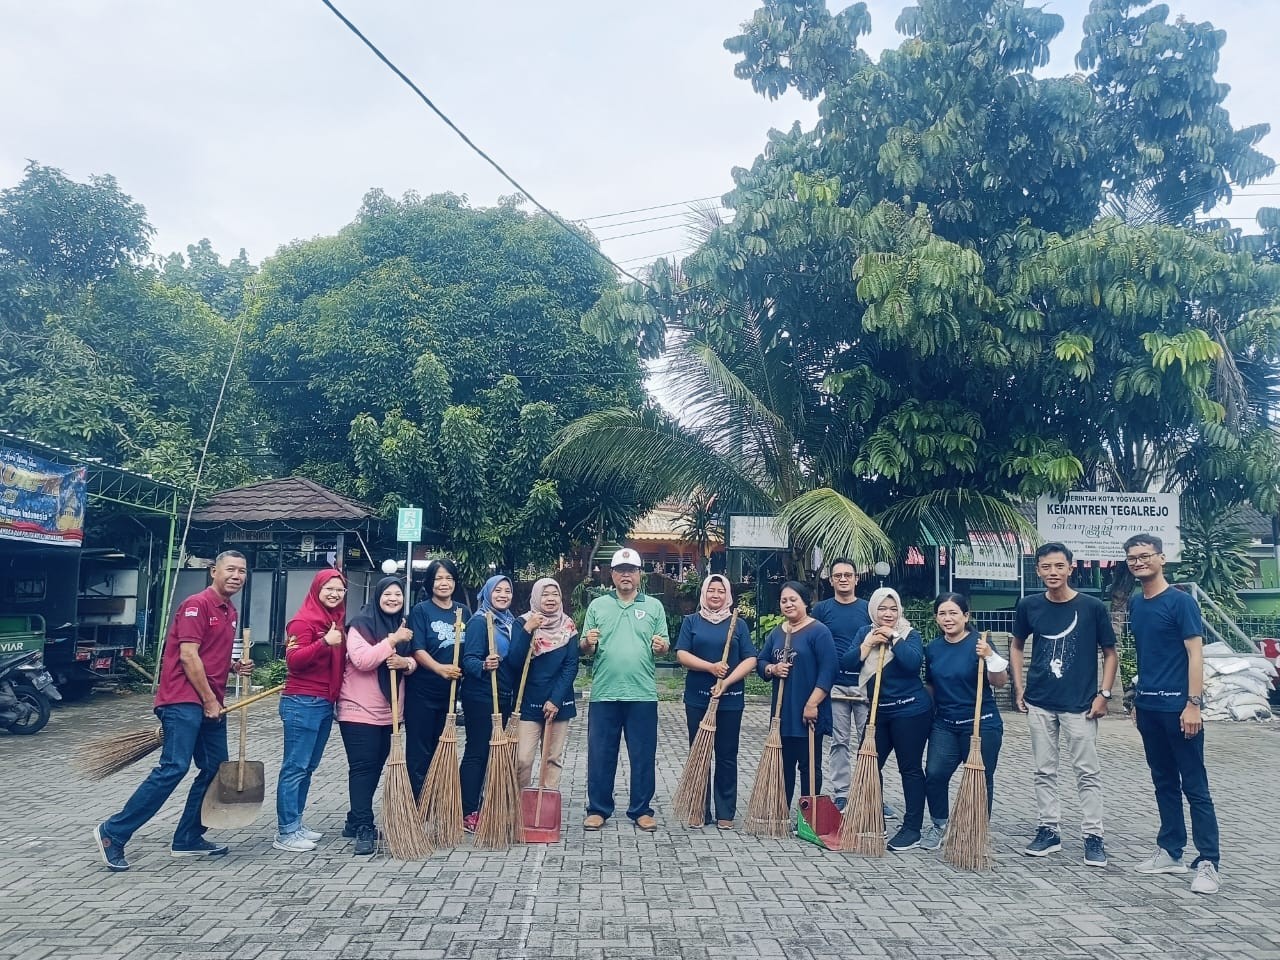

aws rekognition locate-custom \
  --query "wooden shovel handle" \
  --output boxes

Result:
[808,724,816,799]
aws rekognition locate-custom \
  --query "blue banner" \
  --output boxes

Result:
[0,448,87,546]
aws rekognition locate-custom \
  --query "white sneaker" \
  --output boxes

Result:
[298,825,323,841]
[1134,848,1186,874]
[272,831,316,852]
[1190,861,1220,894]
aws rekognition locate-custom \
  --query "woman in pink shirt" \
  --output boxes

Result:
[337,576,416,855]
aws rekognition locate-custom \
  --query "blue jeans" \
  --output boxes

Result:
[103,703,228,847]
[276,695,335,834]
[924,721,1002,823]
[1136,708,1220,867]
[586,700,657,821]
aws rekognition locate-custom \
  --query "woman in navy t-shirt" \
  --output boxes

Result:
[842,586,930,851]
[757,581,836,808]
[921,592,1009,852]
[675,574,757,827]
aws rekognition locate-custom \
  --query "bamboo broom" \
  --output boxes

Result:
[944,640,992,871]
[745,623,792,838]
[380,657,434,860]
[475,612,522,849]
[418,608,465,846]
[672,609,739,827]
[74,683,286,781]
[838,644,888,856]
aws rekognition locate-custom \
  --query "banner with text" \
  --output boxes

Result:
[1036,492,1181,562]
[952,539,1020,581]
[0,448,87,546]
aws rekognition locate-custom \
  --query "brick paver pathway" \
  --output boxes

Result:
[1,693,1277,959]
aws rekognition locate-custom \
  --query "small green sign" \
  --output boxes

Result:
[397,507,423,543]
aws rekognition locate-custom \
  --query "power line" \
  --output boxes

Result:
[579,207,730,231]
[317,0,656,292]
[579,195,727,223]
[598,222,702,242]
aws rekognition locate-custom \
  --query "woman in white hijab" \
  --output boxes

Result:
[841,586,932,852]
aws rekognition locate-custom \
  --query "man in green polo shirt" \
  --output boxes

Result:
[581,547,670,832]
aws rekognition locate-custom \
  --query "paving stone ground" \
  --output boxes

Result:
[1,692,1278,960]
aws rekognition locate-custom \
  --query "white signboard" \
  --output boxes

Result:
[953,541,1020,581]
[728,515,789,550]
[1036,492,1181,562]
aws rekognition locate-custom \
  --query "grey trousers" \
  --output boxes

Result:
[827,686,870,802]
[1026,703,1105,837]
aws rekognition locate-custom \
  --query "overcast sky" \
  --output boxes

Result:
[3,0,1277,273]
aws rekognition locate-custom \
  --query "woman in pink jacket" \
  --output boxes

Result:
[337,576,417,855]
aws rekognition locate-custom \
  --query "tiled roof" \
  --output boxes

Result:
[192,476,376,524]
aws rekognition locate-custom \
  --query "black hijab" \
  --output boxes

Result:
[347,576,409,706]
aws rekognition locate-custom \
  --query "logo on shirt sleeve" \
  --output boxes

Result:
[183,608,200,618]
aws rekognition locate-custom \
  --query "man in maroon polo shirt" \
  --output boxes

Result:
[93,551,253,871]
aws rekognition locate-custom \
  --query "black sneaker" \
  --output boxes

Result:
[342,822,357,839]
[353,825,377,856]
[1083,834,1108,867]
[94,823,130,872]
[171,837,230,857]
[1023,826,1062,857]
[887,827,921,852]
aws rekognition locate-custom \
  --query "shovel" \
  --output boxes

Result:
[200,632,266,829]
[798,724,843,849]
[520,719,562,843]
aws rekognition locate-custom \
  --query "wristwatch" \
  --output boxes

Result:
[1187,694,1205,708]
[1097,689,1112,700]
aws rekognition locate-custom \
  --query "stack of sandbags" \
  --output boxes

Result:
[1201,641,1276,722]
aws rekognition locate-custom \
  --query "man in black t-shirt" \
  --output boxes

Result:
[1011,542,1118,868]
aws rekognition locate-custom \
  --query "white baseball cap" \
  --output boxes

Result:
[610,547,643,568]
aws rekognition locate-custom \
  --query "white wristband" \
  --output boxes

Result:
[984,651,1009,673]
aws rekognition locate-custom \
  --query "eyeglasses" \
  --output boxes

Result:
[831,572,855,580]
[1125,552,1161,565]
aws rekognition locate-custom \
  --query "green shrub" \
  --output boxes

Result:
[253,659,288,688]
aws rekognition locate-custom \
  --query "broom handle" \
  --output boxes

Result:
[513,635,535,718]
[487,612,500,715]
[219,683,285,716]
[972,633,988,733]
[719,609,740,663]
[389,663,400,736]
[867,644,888,723]
[772,623,793,723]
[447,609,463,710]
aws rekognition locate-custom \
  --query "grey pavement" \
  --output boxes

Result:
[1,692,1279,959]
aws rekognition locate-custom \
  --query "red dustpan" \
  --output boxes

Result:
[520,720,562,843]
[799,726,843,849]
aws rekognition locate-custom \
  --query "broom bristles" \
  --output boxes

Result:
[943,736,991,870]
[745,720,789,838]
[475,714,523,849]
[672,705,719,826]
[838,724,886,856]
[418,714,463,846]
[73,726,164,781]
[381,727,434,860]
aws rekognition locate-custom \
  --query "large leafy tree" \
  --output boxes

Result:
[0,163,255,490]
[247,190,648,578]
[551,0,1280,581]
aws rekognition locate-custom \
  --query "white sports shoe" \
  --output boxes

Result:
[1134,848,1187,874]
[272,831,317,852]
[298,825,323,841]
[1190,861,1220,894]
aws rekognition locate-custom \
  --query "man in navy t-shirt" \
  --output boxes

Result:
[1011,542,1117,867]
[1125,533,1220,895]
[811,558,870,811]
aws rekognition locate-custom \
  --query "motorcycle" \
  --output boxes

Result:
[0,649,62,735]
